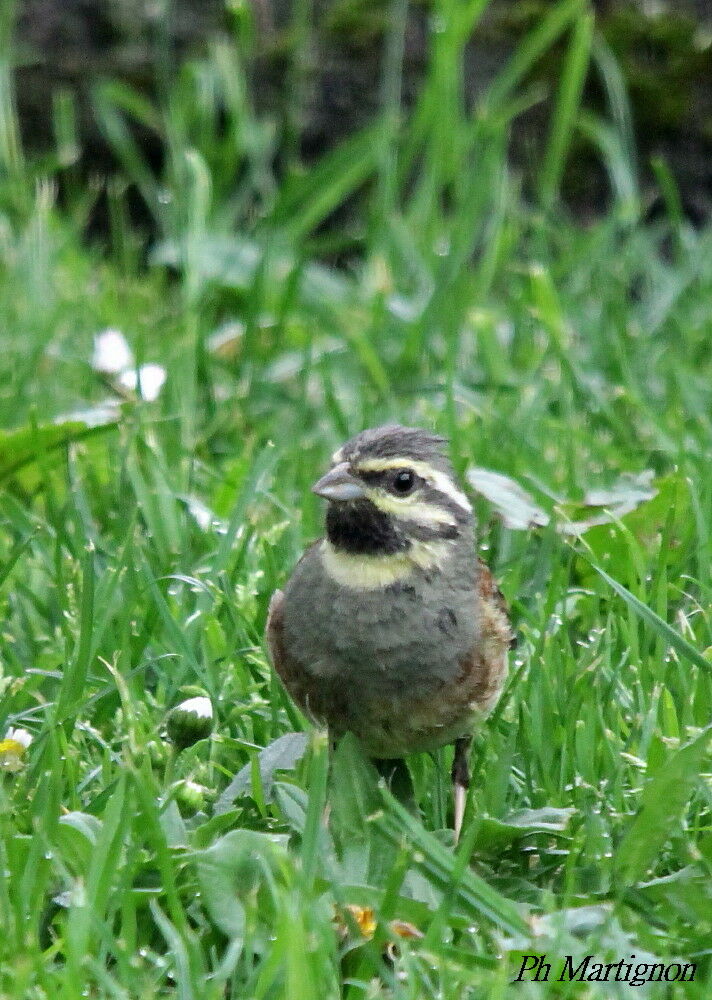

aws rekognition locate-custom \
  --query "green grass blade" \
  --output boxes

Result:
[0,528,37,592]
[538,11,594,209]
[299,731,329,887]
[484,0,586,115]
[591,562,712,675]
[615,725,712,885]
[271,125,381,243]
[376,786,529,936]
[55,543,95,732]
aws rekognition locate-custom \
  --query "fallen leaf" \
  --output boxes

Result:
[467,468,550,530]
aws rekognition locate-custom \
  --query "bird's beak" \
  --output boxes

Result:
[311,461,365,502]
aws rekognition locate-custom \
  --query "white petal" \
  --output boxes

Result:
[92,329,134,374]
[6,727,32,748]
[177,696,213,720]
[118,364,167,402]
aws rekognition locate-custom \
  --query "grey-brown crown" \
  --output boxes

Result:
[339,424,451,471]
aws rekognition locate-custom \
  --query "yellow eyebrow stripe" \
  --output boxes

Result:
[354,457,472,513]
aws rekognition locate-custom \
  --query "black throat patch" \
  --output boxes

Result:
[326,500,409,555]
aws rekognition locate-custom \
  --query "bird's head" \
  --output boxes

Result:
[313,425,473,585]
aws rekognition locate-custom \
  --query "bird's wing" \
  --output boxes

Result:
[265,538,324,676]
[265,540,327,722]
[265,581,330,726]
[477,556,517,650]
[265,587,286,677]
[454,559,515,718]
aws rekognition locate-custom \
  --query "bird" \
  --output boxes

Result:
[266,424,514,840]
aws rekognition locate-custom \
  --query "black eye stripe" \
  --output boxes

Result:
[358,469,388,485]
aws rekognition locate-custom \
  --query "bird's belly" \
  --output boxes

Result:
[341,684,480,758]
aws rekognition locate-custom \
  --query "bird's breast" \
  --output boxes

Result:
[282,546,477,694]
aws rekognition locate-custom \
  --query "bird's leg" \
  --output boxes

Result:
[451,737,471,843]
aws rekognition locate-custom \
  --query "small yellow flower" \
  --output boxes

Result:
[0,728,32,773]
[334,904,377,940]
[346,904,377,939]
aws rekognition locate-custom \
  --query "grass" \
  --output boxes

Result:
[1,0,711,996]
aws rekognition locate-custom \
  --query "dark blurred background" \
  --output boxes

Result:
[13,0,712,224]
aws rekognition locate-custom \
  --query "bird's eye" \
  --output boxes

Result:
[392,469,416,494]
